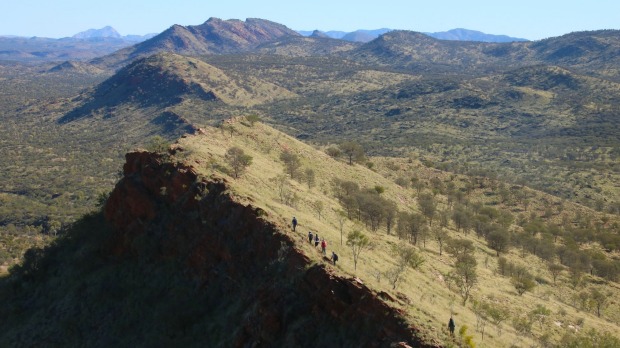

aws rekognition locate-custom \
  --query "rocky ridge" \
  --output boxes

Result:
[92,17,301,68]
[103,150,441,347]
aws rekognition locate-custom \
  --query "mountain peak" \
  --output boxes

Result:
[72,26,121,39]
[94,18,300,68]
[310,30,330,38]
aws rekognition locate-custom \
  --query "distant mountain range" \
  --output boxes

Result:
[299,28,528,43]
[72,26,157,43]
[427,28,528,42]
[0,26,157,62]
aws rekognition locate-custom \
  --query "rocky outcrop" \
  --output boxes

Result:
[104,151,441,348]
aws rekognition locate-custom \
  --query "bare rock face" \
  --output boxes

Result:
[104,151,441,347]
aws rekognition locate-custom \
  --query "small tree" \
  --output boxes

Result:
[225,147,253,178]
[486,229,510,256]
[412,179,426,196]
[347,230,370,271]
[354,192,386,231]
[385,244,425,290]
[418,193,437,226]
[547,262,563,284]
[438,208,450,228]
[451,254,478,305]
[497,257,508,276]
[511,271,536,296]
[486,303,509,336]
[305,168,316,189]
[336,210,346,245]
[397,212,427,245]
[589,287,610,318]
[271,174,290,203]
[280,151,300,179]
[452,205,472,233]
[529,304,551,330]
[384,201,398,236]
[445,238,475,258]
[472,300,490,340]
[576,291,591,311]
[339,141,364,165]
[312,200,324,220]
[433,226,448,256]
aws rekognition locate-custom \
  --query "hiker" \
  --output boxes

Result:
[331,252,338,266]
[314,234,320,247]
[448,317,455,336]
[308,231,313,243]
[321,238,327,255]
[292,216,298,231]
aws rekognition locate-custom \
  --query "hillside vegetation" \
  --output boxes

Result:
[170,119,620,347]
[2,21,620,346]
[2,118,618,346]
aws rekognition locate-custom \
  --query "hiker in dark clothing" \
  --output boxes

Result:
[308,231,313,243]
[448,317,455,336]
[314,234,320,247]
[331,252,338,265]
[292,217,298,231]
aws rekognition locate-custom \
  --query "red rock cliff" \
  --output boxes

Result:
[104,151,442,348]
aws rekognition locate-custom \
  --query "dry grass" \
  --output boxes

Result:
[175,118,619,347]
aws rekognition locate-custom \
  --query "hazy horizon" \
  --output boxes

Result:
[3,0,619,41]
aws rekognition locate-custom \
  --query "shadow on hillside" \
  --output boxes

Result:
[57,64,218,124]
[0,212,234,346]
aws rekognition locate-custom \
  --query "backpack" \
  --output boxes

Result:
[333,253,338,261]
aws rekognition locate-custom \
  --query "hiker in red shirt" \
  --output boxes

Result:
[321,238,327,256]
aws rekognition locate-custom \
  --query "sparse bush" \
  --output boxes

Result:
[458,325,475,348]
[245,114,260,126]
[511,271,536,296]
[325,146,341,158]
[395,177,409,187]
[146,136,171,154]
[559,328,620,348]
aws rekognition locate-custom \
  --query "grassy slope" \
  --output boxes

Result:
[175,119,620,348]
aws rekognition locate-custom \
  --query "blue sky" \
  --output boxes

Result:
[2,0,619,40]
